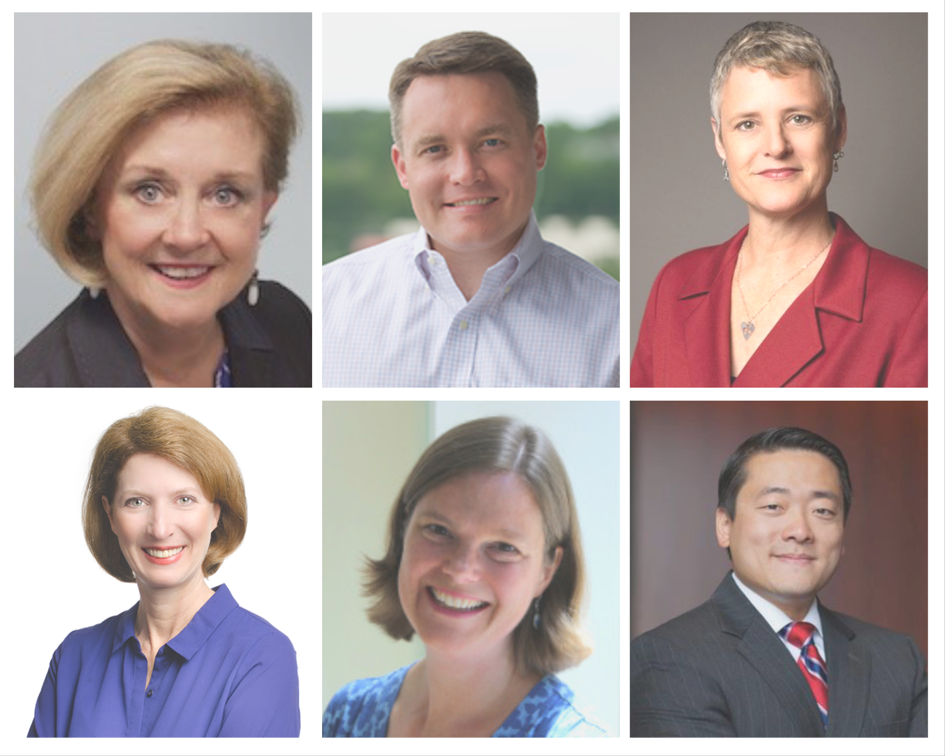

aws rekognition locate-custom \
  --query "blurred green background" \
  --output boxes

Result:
[322,110,620,281]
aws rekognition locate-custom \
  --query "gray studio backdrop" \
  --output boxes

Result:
[14,13,313,353]
[629,13,928,359]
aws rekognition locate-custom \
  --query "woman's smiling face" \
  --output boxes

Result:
[94,106,277,333]
[397,471,561,663]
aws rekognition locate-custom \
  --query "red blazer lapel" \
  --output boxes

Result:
[681,229,745,386]
[734,214,867,387]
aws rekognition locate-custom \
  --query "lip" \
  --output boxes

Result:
[757,168,801,180]
[773,553,815,563]
[426,586,490,617]
[443,197,498,210]
[148,264,215,289]
[142,545,186,565]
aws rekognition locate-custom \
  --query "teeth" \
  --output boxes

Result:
[156,266,210,279]
[430,587,487,611]
[146,547,184,558]
[451,198,494,206]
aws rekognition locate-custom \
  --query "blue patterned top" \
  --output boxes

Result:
[323,664,606,737]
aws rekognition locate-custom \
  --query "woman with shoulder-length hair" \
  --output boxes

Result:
[323,416,603,738]
[29,406,300,737]
[630,20,927,388]
[16,40,310,387]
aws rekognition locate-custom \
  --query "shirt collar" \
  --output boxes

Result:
[111,584,240,660]
[411,211,544,290]
[731,572,824,638]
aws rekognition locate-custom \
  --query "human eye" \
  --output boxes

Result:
[813,506,837,518]
[735,120,756,132]
[482,137,502,148]
[789,114,813,126]
[124,497,147,508]
[211,185,243,207]
[133,182,164,205]
[421,144,444,156]
[423,523,451,539]
[177,495,197,506]
[489,542,522,562]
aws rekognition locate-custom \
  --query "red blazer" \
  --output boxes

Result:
[630,215,927,387]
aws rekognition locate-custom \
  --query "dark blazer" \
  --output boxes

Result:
[15,281,311,387]
[630,215,927,387]
[630,573,928,737]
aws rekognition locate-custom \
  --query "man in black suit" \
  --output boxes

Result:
[631,427,927,737]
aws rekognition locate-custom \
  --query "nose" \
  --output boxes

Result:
[782,509,814,543]
[162,198,210,252]
[449,147,484,186]
[441,542,482,582]
[765,123,792,158]
[147,501,174,541]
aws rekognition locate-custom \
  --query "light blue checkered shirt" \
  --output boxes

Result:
[322,213,619,387]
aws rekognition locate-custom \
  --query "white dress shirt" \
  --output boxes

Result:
[322,213,619,387]
[731,572,827,663]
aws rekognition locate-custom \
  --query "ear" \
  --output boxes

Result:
[716,507,733,549]
[533,124,548,171]
[262,190,279,219]
[102,496,117,535]
[711,117,727,161]
[835,104,847,152]
[212,503,221,533]
[537,545,564,595]
[391,143,409,190]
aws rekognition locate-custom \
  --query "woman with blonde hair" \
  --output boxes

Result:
[323,417,603,737]
[16,40,310,387]
[29,406,300,737]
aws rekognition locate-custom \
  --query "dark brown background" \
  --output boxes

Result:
[630,401,928,659]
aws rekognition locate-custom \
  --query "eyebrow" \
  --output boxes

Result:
[415,508,527,540]
[120,164,259,182]
[757,485,841,503]
[727,105,822,121]
[413,123,514,149]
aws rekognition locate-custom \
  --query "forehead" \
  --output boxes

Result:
[412,471,544,533]
[399,72,527,141]
[114,106,266,174]
[740,449,841,495]
[117,453,202,490]
[721,65,826,113]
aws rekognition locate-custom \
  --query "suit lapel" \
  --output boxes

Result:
[821,605,869,737]
[712,574,825,736]
[681,231,745,386]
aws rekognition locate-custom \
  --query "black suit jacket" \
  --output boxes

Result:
[631,573,927,737]
[15,281,311,387]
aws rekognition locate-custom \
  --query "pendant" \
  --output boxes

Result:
[740,321,755,340]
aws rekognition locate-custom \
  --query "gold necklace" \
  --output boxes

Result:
[735,234,834,340]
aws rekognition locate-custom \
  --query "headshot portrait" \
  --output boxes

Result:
[8,392,315,737]
[629,14,928,387]
[630,401,928,737]
[322,401,619,736]
[322,14,620,388]
[14,13,313,387]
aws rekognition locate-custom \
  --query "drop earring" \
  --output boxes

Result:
[833,150,844,173]
[88,286,101,300]
[722,159,729,182]
[247,269,259,306]
[532,595,541,630]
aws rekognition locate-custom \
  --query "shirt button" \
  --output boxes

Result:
[147,690,153,698]
[459,320,468,330]
[504,286,510,294]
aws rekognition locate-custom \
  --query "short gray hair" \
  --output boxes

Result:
[710,21,843,134]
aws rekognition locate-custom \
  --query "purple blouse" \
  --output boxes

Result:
[28,584,299,737]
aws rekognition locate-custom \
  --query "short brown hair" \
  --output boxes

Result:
[388,31,539,145]
[31,40,299,287]
[83,406,247,582]
[364,417,591,676]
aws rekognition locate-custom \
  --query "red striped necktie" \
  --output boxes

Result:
[780,621,829,727]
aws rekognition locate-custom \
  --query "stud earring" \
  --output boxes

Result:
[88,286,101,300]
[722,159,729,182]
[532,595,542,630]
[247,269,259,306]
[833,150,844,173]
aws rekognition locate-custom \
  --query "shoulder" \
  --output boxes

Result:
[631,598,727,670]
[651,241,731,291]
[497,675,607,738]
[322,235,416,298]
[15,295,83,386]
[536,240,618,291]
[323,666,408,737]
[828,609,925,661]
[216,603,297,659]
[253,280,312,326]
[51,606,134,667]
[866,248,927,298]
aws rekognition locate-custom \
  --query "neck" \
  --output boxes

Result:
[106,290,225,387]
[742,202,835,271]
[432,222,528,301]
[134,578,214,651]
[404,644,539,736]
